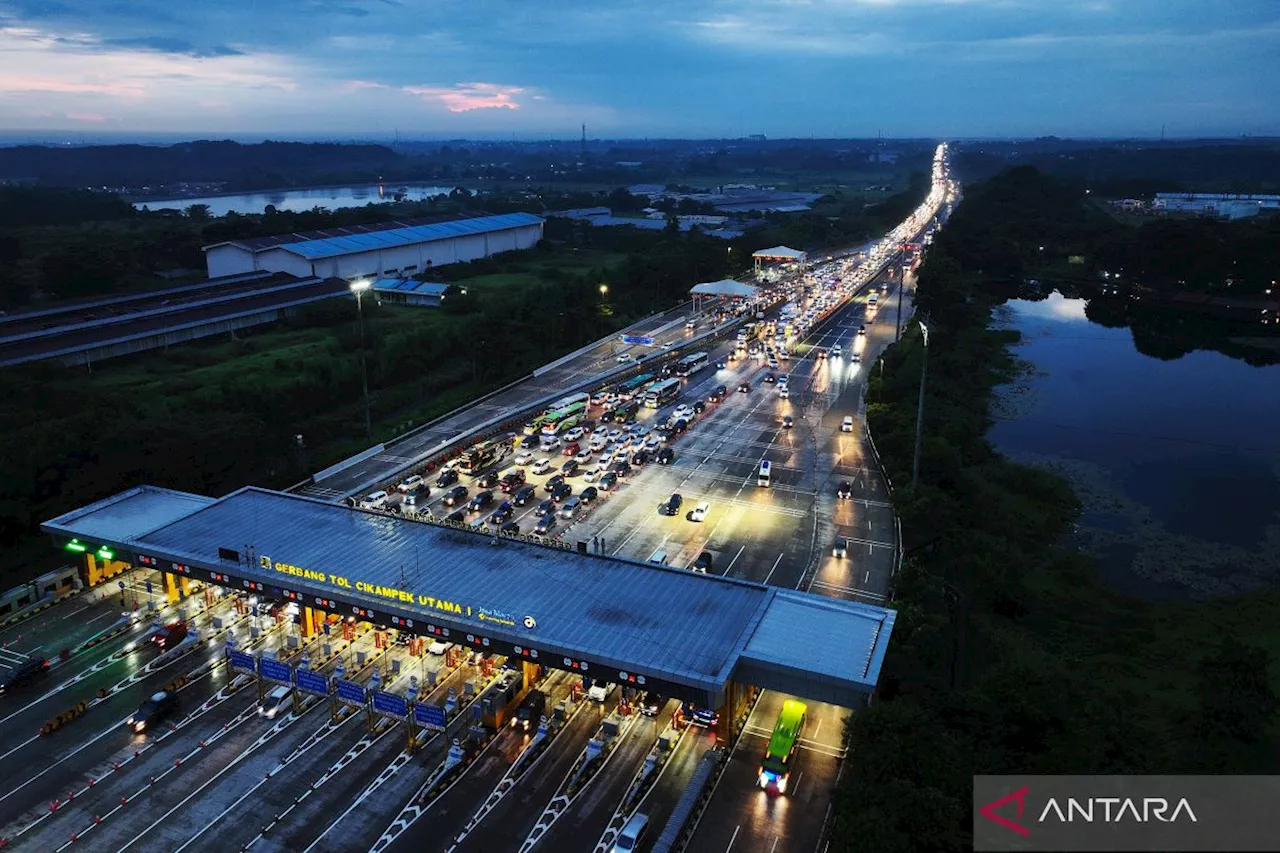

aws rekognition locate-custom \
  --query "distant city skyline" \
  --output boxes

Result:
[0,0,1276,139]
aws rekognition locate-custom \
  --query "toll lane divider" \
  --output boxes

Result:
[75,616,139,654]
[38,700,90,736]
[519,709,640,853]
[593,720,687,853]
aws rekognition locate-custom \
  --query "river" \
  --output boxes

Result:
[133,183,455,216]
[989,291,1280,601]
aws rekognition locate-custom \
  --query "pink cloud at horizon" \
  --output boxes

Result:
[402,81,525,112]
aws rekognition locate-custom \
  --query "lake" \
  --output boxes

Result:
[134,183,455,216]
[989,291,1280,601]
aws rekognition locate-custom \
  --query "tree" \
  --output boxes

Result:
[1195,636,1278,745]
[184,203,211,222]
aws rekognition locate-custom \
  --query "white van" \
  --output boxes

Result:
[359,490,389,509]
[611,813,650,852]
[757,461,771,487]
[588,679,616,702]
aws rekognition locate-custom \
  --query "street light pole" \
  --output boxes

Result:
[910,319,930,492]
[350,280,373,443]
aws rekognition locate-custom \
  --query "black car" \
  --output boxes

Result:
[0,656,48,694]
[658,493,683,516]
[837,480,852,499]
[489,501,514,524]
[599,409,616,424]
[631,449,650,466]
[500,521,521,535]
[612,460,632,477]
[443,485,469,506]
[468,489,495,512]
[476,470,501,489]
[445,508,467,523]
[599,471,619,491]
[535,499,556,517]
[550,482,573,502]
[764,373,776,384]
[857,324,866,335]
[657,447,675,465]
[127,690,178,733]
[694,551,714,572]
[737,382,751,393]
[520,434,540,449]
[534,515,557,535]
[436,468,459,488]
[561,459,579,476]
[500,471,526,492]
[672,419,688,434]
[544,474,565,493]
[715,360,727,369]
[512,484,537,506]
[580,486,599,504]
[709,385,728,402]
[640,693,667,716]
[782,416,793,429]
[692,400,706,415]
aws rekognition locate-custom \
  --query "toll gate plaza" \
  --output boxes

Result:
[43,485,895,714]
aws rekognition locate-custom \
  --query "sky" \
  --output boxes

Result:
[0,0,1276,139]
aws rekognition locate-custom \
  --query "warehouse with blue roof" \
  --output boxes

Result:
[203,212,545,280]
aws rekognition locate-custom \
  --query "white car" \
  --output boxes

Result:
[589,436,607,451]
[574,449,593,463]
[428,640,454,655]
[832,344,843,357]
[841,416,854,432]
[532,458,553,474]
[779,387,789,399]
[514,451,534,465]
[540,436,561,450]
[582,465,603,482]
[259,685,292,719]
[396,475,424,493]
[672,405,692,420]
[631,425,650,438]
[592,425,609,438]
[645,434,661,449]
[607,429,623,442]
[587,680,616,702]
[565,427,585,441]
[689,501,710,522]
[590,393,608,405]
[616,353,633,363]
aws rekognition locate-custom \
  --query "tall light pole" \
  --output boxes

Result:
[598,284,609,335]
[349,279,373,443]
[910,319,930,492]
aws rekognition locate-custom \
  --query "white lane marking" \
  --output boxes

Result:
[725,825,742,853]
[61,605,90,619]
[791,770,804,798]
[763,552,785,585]
[724,545,746,575]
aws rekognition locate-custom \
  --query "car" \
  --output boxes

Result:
[640,694,667,716]
[513,484,537,506]
[500,470,526,492]
[535,498,556,517]
[573,449,593,464]
[612,460,633,477]
[582,465,603,482]
[715,360,727,370]
[841,415,854,432]
[587,679,615,702]
[540,435,561,450]
[531,458,553,475]
[685,319,696,329]
[693,551,714,573]
[738,382,751,393]
[544,474,565,493]
[580,486,599,504]
[645,434,662,449]
[436,469,459,488]
[599,472,619,491]
[476,470,501,489]
[558,496,583,518]
[671,418,688,434]
[767,358,779,369]
[631,449,650,466]
[672,404,692,420]
[127,690,178,733]
[534,515,558,535]
[445,508,467,523]
[616,353,633,363]
[468,490,495,512]
[687,501,710,522]
[489,502,514,524]
[833,537,849,558]
[658,493,683,517]
[443,485,469,506]
[607,429,623,442]
[590,393,608,406]
[592,425,609,438]
[832,344,843,357]
[428,640,454,655]
[836,479,854,499]
[0,656,48,694]
[758,460,772,487]
[764,373,776,384]
[588,436,607,452]
[816,348,828,360]
[500,521,521,535]
[565,426,585,441]
[396,475,425,493]
[358,490,389,510]
[561,459,579,476]
[782,416,793,429]
[514,451,534,465]
[550,481,573,502]
[656,447,675,465]
[709,385,728,403]
[520,434,540,449]
[259,685,292,719]
[857,325,866,335]
[851,351,862,363]
[692,400,706,415]
[779,387,789,399]
[152,620,188,649]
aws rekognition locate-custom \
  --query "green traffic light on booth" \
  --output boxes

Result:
[65,539,87,553]
[97,547,115,560]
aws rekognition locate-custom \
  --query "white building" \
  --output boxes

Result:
[203,212,544,280]
[1152,193,1280,221]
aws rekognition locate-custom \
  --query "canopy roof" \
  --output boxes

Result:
[689,279,758,298]
[752,246,806,261]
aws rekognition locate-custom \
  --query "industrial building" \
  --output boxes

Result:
[371,278,451,308]
[203,212,545,280]
[1152,193,1280,221]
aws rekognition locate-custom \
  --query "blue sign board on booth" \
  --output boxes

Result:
[621,335,654,346]
[372,691,408,720]
[228,650,256,674]
[294,669,328,697]
[413,702,447,732]
[335,679,366,706]
[259,657,292,685]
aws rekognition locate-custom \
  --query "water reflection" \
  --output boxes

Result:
[135,183,454,216]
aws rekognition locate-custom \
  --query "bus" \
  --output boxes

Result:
[616,372,655,400]
[675,351,709,378]
[523,414,550,436]
[606,398,640,424]
[459,439,505,475]
[758,699,807,793]
[540,401,588,435]
[547,392,590,412]
[644,378,681,409]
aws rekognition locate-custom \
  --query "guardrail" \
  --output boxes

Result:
[310,443,386,483]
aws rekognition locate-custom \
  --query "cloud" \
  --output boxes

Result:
[101,36,244,58]
[401,82,526,112]
[65,111,109,122]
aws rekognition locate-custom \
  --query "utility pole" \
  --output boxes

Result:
[350,280,373,443]
[910,319,930,492]
[895,268,905,341]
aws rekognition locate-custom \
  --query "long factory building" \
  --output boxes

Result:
[44,485,894,710]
